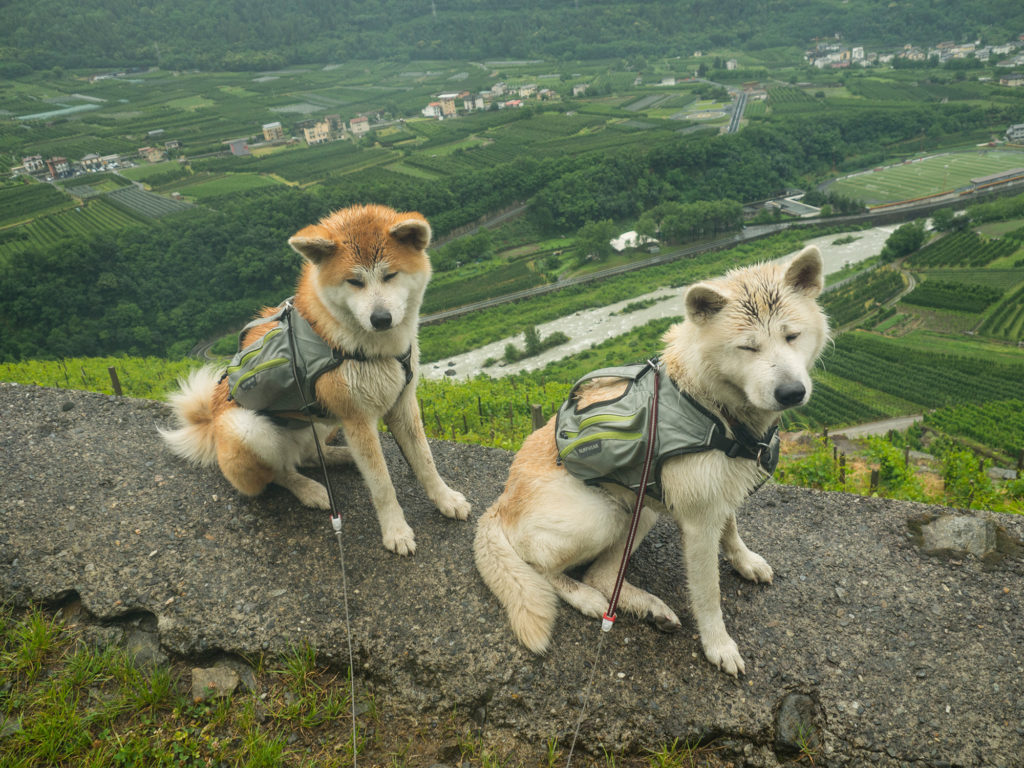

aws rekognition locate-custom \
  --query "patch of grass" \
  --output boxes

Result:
[0,603,750,766]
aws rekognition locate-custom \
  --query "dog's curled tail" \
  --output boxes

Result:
[158,365,223,467]
[473,505,559,654]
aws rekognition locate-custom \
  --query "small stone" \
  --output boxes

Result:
[0,716,23,739]
[191,665,241,703]
[124,628,167,670]
[775,693,821,756]
[919,515,997,560]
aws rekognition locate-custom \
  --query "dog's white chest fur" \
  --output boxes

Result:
[340,358,409,417]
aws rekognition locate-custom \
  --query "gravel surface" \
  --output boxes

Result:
[2,383,1022,766]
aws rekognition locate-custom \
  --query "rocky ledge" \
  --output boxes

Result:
[1,383,1022,767]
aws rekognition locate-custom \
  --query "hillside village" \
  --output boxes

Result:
[10,32,1024,184]
[805,34,1024,70]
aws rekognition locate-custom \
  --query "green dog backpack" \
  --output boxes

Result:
[223,298,412,427]
[554,360,780,500]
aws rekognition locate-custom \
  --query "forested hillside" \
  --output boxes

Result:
[2,0,1023,72]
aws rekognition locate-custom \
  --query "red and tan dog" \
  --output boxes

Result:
[161,204,470,555]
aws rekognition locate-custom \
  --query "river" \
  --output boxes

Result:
[422,224,901,380]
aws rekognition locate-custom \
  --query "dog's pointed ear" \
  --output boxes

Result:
[390,215,431,251]
[784,245,824,297]
[685,282,729,324]
[288,225,336,263]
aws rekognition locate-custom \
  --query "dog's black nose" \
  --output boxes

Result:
[370,308,393,330]
[774,381,806,408]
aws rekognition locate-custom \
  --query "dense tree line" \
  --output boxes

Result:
[2,0,1023,73]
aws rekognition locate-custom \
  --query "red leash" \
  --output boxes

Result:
[602,360,660,631]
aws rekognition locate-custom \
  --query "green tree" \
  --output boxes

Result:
[880,221,926,262]
[576,219,617,261]
[523,326,541,356]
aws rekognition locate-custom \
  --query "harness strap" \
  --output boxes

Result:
[602,359,660,631]
[707,421,779,475]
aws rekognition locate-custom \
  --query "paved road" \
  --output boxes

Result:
[829,414,924,438]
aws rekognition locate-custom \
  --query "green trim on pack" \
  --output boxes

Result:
[226,328,283,375]
[229,356,289,400]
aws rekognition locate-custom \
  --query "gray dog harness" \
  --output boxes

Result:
[224,298,413,428]
[555,360,780,500]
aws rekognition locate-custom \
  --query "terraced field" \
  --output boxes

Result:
[0,197,145,262]
[104,187,194,218]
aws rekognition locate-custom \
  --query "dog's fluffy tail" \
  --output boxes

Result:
[474,505,559,654]
[158,366,223,467]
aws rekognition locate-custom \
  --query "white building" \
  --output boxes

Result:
[610,231,658,252]
[22,155,45,173]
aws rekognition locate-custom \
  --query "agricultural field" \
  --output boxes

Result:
[171,172,285,200]
[0,197,146,262]
[191,143,394,183]
[893,229,1024,342]
[906,229,1019,268]
[422,258,547,314]
[925,399,1024,463]
[825,150,1024,205]
[0,180,72,227]
[104,186,193,218]
[819,266,906,327]
[783,331,1024,434]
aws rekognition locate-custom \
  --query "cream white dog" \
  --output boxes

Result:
[474,247,829,675]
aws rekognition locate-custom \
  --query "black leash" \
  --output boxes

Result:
[283,301,360,765]
[565,359,661,767]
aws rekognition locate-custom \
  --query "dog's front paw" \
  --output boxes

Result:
[297,482,331,510]
[382,522,417,556]
[436,488,471,521]
[703,635,745,677]
[648,608,683,633]
[732,550,774,584]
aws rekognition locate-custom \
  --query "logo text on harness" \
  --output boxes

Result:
[575,440,603,459]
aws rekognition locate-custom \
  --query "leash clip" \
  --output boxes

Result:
[601,613,616,632]
[331,514,342,533]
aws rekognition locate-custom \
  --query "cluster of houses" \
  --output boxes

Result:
[15,125,183,178]
[17,150,145,179]
[241,113,374,152]
[805,33,1024,80]
[260,113,373,147]
[420,81,558,119]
